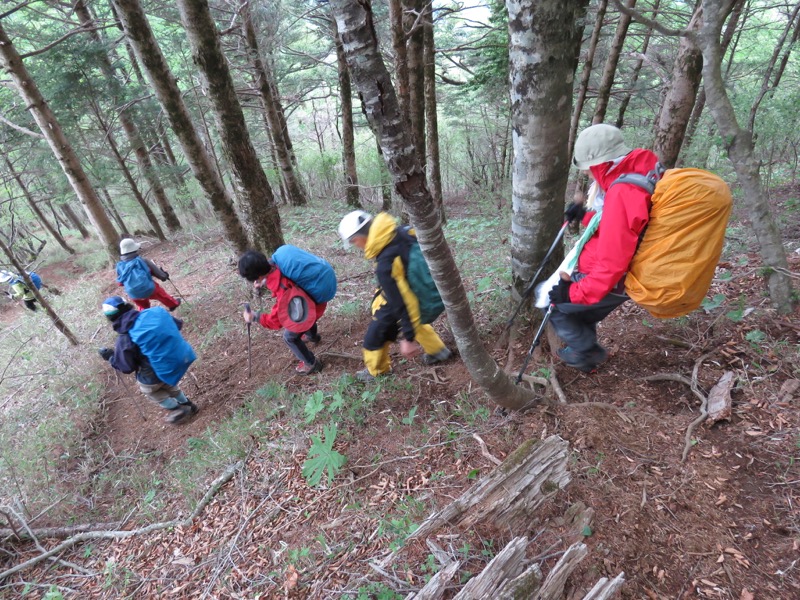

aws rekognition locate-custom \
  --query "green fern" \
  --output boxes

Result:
[302,424,347,486]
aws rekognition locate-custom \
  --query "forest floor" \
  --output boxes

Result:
[1,188,800,600]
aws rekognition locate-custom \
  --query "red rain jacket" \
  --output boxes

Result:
[570,148,660,305]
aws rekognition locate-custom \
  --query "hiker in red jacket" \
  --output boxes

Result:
[546,124,659,372]
[238,250,327,375]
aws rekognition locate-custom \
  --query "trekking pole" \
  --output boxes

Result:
[515,304,554,385]
[243,302,252,378]
[168,279,186,302]
[505,221,569,331]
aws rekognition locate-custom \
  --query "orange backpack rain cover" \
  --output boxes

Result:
[624,168,732,319]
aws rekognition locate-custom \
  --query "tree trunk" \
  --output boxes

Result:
[176,0,284,252]
[61,203,91,239]
[100,188,131,237]
[111,0,250,253]
[698,0,794,313]
[0,237,79,346]
[652,5,703,168]
[569,0,608,155]
[242,3,308,208]
[507,0,588,308]
[682,0,745,159]
[424,1,445,223]
[331,0,537,409]
[90,101,166,240]
[592,0,637,124]
[74,0,181,233]
[333,18,362,209]
[0,21,118,262]
[405,0,426,161]
[615,0,659,128]
[3,155,75,255]
[390,0,410,120]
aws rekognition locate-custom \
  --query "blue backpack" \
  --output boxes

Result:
[28,272,42,290]
[271,245,337,304]
[129,307,196,386]
[116,256,156,299]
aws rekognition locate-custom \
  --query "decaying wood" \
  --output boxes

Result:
[452,536,533,599]
[409,436,570,540]
[582,572,626,599]
[561,501,595,545]
[405,560,460,600]
[706,371,735,424]
[0,461,243,581]
[536,542,588,599]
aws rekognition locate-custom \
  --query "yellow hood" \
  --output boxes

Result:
[364,212,399,260]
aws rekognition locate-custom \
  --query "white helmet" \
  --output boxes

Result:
[338,210,372,247]
[0,270,15,284]
[119,238,140,254]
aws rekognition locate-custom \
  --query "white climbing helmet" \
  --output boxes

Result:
[0,270,15,284]
[119,238,140,255]
[573,123,631,169]
[338,210,373,247]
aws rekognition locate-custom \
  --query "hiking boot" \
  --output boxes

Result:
[557,345,608,373]
[169,298,182,312]
[355,368,391,383]
[302,332,322,344]
[165,400,198,424]
[421,347,452,365]
[296,360,324,375]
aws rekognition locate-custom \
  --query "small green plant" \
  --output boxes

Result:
[304,390,326,423]
[302,424,347,486]
[745,329,767,350]
[702,294,726,312]
[402,406,418,426]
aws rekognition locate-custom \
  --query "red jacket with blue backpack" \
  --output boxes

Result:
[255,266,328,330]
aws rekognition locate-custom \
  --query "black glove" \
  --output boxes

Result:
[564,202,586,224]
[162,270,170,281]
[548,280,573,305]
[98,347,114,361]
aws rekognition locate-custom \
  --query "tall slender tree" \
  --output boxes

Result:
[176,0,284,252]
[333,16,362,209]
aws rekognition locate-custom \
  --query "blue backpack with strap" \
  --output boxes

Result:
[129,307,196,386]
[28,272,42,290]
[271,245,337,304]
[116,256,156,299]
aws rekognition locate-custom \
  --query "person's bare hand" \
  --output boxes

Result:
[400,339,421,358]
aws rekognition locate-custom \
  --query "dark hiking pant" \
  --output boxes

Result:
[548,292,628,357]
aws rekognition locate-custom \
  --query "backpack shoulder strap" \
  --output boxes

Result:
[609,162,666,195]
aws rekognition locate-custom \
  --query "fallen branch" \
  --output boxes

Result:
[0,461,243,581]
[472,433,502,466]
[549,371,567,404]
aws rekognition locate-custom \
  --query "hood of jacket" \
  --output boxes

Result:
[589,148,660,192]
[112,307,140,335]
[364,212,400,260]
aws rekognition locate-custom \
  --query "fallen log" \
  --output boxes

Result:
[410,435,571,540]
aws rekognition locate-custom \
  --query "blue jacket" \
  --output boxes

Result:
[110,308,195,386]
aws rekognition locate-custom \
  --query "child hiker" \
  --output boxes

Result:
[1,269,40,312]
[237,248,336,376]
[98,296,198,424]
[116,238,181,311]
[337,211,451,382]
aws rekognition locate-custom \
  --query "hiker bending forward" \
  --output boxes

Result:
[98,296,198,424]
[547,123,659,373]
[116,238,181,311]
[238,250,328,376]
[338,211,451,383]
